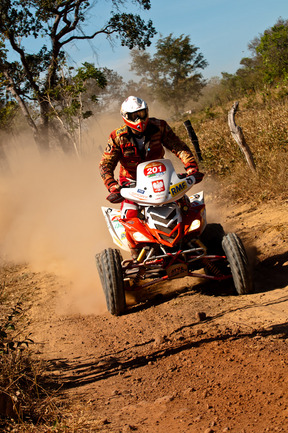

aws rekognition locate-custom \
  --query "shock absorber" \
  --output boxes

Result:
[136,247,146,263]
[132,247,147,287]
[203,259,222,276]
[132,247,156,287]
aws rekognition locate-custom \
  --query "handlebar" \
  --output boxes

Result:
[177,173,188,179]
[120,180,136,189]
[177,171,205,183]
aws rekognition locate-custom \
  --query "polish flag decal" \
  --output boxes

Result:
[152,179,165,193]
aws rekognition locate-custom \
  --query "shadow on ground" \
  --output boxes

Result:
[124,250,288,313]
[45,319,288,391]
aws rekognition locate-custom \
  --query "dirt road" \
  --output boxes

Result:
[1,197,286,433]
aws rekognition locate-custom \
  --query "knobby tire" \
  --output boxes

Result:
[95,248,126,315]
[222,233,254,295]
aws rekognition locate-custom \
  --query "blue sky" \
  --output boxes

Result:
[67,0,288,81]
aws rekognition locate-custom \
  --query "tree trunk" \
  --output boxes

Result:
[3,70,39,136]
[34,99,51,152]
[228,101,256,172]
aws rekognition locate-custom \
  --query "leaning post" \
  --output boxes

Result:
[183,119,203,163]
[228,101,256,172]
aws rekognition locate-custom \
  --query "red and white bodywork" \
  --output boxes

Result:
[102,159,206,252]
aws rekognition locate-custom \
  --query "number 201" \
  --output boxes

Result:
[147,165,163,175]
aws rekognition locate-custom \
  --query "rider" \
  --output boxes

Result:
[99,95,203,221]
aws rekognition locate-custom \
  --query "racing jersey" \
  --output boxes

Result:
[99,117,198,191]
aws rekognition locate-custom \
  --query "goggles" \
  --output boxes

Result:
[127,109,148,122]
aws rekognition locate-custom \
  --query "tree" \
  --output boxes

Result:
[220,17,288,97]
[0,0,156,153]
[0,87,17,169]
[47,62,107,155]
[255,18,288,84]
[220,56,263,100]
[91,68,127,113]
[130,34,208,114]
[0,91,18,131]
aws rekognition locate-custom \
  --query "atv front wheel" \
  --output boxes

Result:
[95,248,126,315]
[222,233,254,295]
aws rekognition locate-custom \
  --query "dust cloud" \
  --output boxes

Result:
[0,117,121,315]
[0,110,227,316]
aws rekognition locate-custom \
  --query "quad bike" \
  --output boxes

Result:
[96,159,254,315]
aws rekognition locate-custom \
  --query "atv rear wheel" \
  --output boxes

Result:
[200,223,225,254]
[222,233,254,295]
[95,248,126,315]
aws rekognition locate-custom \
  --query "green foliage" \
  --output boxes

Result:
[0,100,18,129]
[130,33,208,114]
[0,0,156,151]
[220,18,288,98]
[108,12,156,49]
[48,62,107,133]
[256,18,288,83]
[91,68,155,113]
[90,67,126,112]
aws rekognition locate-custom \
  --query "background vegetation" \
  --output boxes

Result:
[175,89,288,203]
[0,6,288,430]
[0,268,64,432]
[0,9,287,205]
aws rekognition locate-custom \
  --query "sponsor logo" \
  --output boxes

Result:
[116,126,127,135]
[130,192,148,200]
[137,189,145,194]
[105,143,113,153]
[170,181,187,197]
[113,221,123,229]
[167,263,188,279]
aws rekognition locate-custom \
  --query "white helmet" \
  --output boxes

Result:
[120,96,149,133]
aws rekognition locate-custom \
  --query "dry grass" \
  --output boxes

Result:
[0,271,67,432]
[175,90,288,204]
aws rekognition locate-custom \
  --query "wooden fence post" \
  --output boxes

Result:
[183,120,203,163]
[228,101,256,172]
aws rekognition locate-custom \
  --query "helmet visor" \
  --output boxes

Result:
[127,109,148,122]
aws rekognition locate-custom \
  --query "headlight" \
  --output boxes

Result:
[132,232,151,242]
[188,219,201,232]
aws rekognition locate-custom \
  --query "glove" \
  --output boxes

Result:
[109,183,121,193]
[106,183,124,203]
[186,167,205,184]
[186,166,198,176]
[106,191,124,203]
[193,171,204,184]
